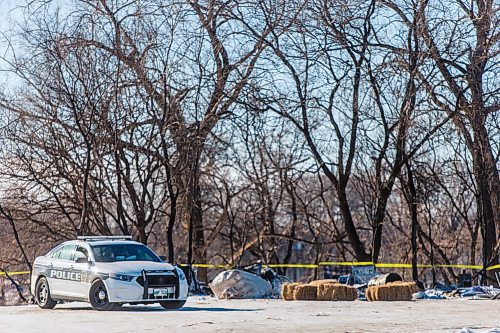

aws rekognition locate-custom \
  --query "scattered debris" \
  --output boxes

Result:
[460,327,500,333]
[459,286,500,299]
[240,262,291,298]
[314,312,331,316]
[413,290,446,300]
[458,270,472,288]
[408,285,500,300]
[195,296,212,304]
[352,265,377,284]
[434,283,456,293]
[180,321,215,327]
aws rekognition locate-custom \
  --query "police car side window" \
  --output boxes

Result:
[50,247,63,259]
[58,245,77,261]
[74,246,88,260]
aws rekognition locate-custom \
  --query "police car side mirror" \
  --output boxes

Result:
[159,255,167,261]
[75,257,90,264]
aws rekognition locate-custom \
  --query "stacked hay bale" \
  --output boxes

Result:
[293,285,318,301]
[281,283,301,301]
[281,280,357,301]
[317,283,357,301]
[366,281,419,301]
[309,279,339,286]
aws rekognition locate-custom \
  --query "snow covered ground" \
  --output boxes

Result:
[0,296,499,332]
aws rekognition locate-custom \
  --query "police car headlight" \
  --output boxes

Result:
[109,273,134,282]
[176,268,186,282]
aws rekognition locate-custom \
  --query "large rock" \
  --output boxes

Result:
[209,270,273,299]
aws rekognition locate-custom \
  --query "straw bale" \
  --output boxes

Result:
[281,283,301,301]
[389,281,418,300]
[317,283,335,301]
[317,284,357,301]
[366,282,416,301]
[293,285,318,301]
[334,285,346,301]
[370,286,377,301]
[389,284,401,301]
[309,279,339,286]
[365,287,374,301]
[407,282,419,294]
[370,287,376,301]
[380,285,386,300]
[374,285,384,301]
[341,285,357,301]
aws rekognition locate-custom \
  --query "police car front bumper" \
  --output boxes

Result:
[104,275,188,303]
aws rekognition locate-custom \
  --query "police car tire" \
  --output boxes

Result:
[159,300,186,310]
[36,277,57,309]
[89,280,117,311]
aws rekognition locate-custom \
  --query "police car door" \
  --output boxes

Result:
[65,246,91,299]
[48,244,77,297]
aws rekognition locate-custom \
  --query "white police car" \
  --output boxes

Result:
[30,236,188,310]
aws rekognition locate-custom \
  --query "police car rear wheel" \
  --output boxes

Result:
[89,280,117,311]
[159,300,186,310]
[36,277,57,309]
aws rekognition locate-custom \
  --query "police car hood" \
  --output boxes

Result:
[96,261,175,275]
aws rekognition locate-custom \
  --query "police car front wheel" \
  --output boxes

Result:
[35,277,57,309]
[160,300,186,310]
[89,280,118,311]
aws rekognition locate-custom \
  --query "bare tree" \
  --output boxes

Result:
[382,0,499,281]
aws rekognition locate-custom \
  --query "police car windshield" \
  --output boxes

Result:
[91,244,161,263]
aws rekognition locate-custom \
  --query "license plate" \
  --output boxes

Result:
[153,288,174,296]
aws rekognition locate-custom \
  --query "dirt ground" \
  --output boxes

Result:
[0,296,499,333]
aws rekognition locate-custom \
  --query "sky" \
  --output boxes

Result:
[0,0,23,89]
[0,0,20,42]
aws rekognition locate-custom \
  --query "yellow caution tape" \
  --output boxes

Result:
[433,264,483,270]
[374,263,415,268]
[486,264,500,271]
[179,264,230,269]
[372,263,483,269]
[0,271,31,277]
[321,262,488,270]
[2,261,500,277]
[194,264,230,269]
[320,261,374,267]
[267,264,318,269]
[183,262,497,270]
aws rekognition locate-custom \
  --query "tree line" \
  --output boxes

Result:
[0,0,498,284]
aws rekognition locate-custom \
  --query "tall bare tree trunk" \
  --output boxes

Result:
[178,141,207,283]
[471,122,498,283]
[405,162,419,281]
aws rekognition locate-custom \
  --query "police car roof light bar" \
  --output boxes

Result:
[77,235,133,241]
